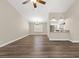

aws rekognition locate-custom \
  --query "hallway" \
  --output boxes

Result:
[0,35,79,58]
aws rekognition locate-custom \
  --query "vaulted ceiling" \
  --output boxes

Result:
[8,0,75,22]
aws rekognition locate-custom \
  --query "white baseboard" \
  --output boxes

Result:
[30,33,47,35]
[71,40,79,43]
[0,34,30,47]
[49,38,69,41]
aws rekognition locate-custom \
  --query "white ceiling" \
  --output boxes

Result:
[8,0,75,22]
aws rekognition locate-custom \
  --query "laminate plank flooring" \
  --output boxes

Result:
[0,35,79,58]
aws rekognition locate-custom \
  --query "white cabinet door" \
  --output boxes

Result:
[34,24,43,32]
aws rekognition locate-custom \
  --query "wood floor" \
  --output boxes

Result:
[0,35,79,58]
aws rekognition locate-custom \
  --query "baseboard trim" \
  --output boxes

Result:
[49,38,69,41]
[30,33,47,35]
[0,34,30,48]
[71,40,79,43]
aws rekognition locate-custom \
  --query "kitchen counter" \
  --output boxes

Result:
[50,30,69,33]
[49,30,70,41]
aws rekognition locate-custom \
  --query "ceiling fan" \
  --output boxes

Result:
[22,0,46,8]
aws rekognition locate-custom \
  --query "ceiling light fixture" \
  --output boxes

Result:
[31,0,37,3]
[22,0,46,8]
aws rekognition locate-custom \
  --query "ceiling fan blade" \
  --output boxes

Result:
[37,0,46,4]
[22,0,30,4]
[33,2,37,8]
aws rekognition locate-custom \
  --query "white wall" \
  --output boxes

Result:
[66,0,79,42]
[0,0,29,46]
